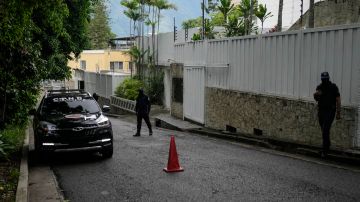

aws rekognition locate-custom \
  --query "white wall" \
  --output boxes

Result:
[174,24,360,107]
[83,71,130,98]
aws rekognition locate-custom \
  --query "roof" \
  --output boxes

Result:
[82,50,105,54]
[109,36,136,41]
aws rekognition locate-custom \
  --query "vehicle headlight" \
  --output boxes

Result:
[97,115,110,127]
[39,122,57,135]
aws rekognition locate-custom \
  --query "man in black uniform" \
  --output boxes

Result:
[93,93,99,102]
[313,72,341,157]
[134,89,153,136]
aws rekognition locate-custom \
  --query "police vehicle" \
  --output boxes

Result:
[30,89,113,158]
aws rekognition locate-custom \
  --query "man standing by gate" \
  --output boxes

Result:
[134,89,153,136]
[313,72,341,157]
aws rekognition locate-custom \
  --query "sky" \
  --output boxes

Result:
[108,0,320,37]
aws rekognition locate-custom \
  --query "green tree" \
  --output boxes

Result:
[0,0,92,126]
[225,15,245,37]
[204,19,216,39]
[218,0,234,24]
[255,4,272,34]
[239,0,258,35]
[191,33,202,41]
[182,17,202,29]
[209,12,224,26]
[120,0,140,37]
[115,77,143,100]
[88,0,116,49]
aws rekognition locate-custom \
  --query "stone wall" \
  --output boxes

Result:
[205,87,358,149]
[170,63,184,119]
[290,0,360,30]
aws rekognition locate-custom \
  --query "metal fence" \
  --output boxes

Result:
[173,24,360,107]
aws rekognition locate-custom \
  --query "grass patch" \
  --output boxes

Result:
[0,126,25,160]
[0,125,26,201]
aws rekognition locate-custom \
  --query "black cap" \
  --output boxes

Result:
[321,72,330,79]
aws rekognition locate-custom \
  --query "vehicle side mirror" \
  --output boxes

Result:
[29,109,37,115]
[102,105,110,112]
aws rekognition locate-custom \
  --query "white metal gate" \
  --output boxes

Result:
[184,66,205,124]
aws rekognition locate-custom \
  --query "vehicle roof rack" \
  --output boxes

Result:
[45,89,91,98]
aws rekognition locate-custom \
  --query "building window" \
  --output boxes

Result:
[80,60,86,70]
[172,78,183,103]
[110,61,123,71]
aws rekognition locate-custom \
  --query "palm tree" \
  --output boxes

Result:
[153,0,177,65]
[218,0,234,24]
[255,4,273,34]
[239,0,258,35]
[124,9,143,37]
[126,46,148,77]
[225,15,245,37]
[309,0,315,28]
[277,0,283,31]
[120,0,140,37]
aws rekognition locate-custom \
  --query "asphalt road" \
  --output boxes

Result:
[48,116,360,202]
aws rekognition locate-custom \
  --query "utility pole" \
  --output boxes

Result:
[202,0,205,40]
[300,0,303,27]
[277,0,283,32]
[309,0,315,28]
[173,17,177,42]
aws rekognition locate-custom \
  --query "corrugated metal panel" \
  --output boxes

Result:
[172,25,360,107]
[184,66,205,124]
[207,40,229,65]
[184,41,206,65]
[206,67,229,89]
[174,43,185,62]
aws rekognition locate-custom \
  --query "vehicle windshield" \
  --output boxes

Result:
[41,96,100,115]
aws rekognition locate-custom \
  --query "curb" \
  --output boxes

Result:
[16,127,29,202]
[189,128,360,166]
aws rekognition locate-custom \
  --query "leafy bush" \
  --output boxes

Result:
[191,33,202,41]
[0,126,25,160]
[115,78,144,100]
[144,73,164,105]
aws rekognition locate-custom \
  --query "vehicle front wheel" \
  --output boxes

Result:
[101,144,113,158]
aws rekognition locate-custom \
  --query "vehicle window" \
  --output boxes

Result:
[41,97,100,115]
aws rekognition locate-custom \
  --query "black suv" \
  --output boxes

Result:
[30,89,113,158]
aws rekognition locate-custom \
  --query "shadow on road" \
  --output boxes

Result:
[28,150,109,167]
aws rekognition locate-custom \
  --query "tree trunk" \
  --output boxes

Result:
[277,0,283,32]
[308,0,315,28]
[152,23,156,66]
[156,10,160,66]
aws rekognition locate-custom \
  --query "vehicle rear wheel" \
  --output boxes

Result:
[102,144,113,158]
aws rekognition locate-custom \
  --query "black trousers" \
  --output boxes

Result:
[318,109,336,152]
[137,113,152,134]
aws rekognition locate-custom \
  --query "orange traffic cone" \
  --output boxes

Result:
[163,136,184,172]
